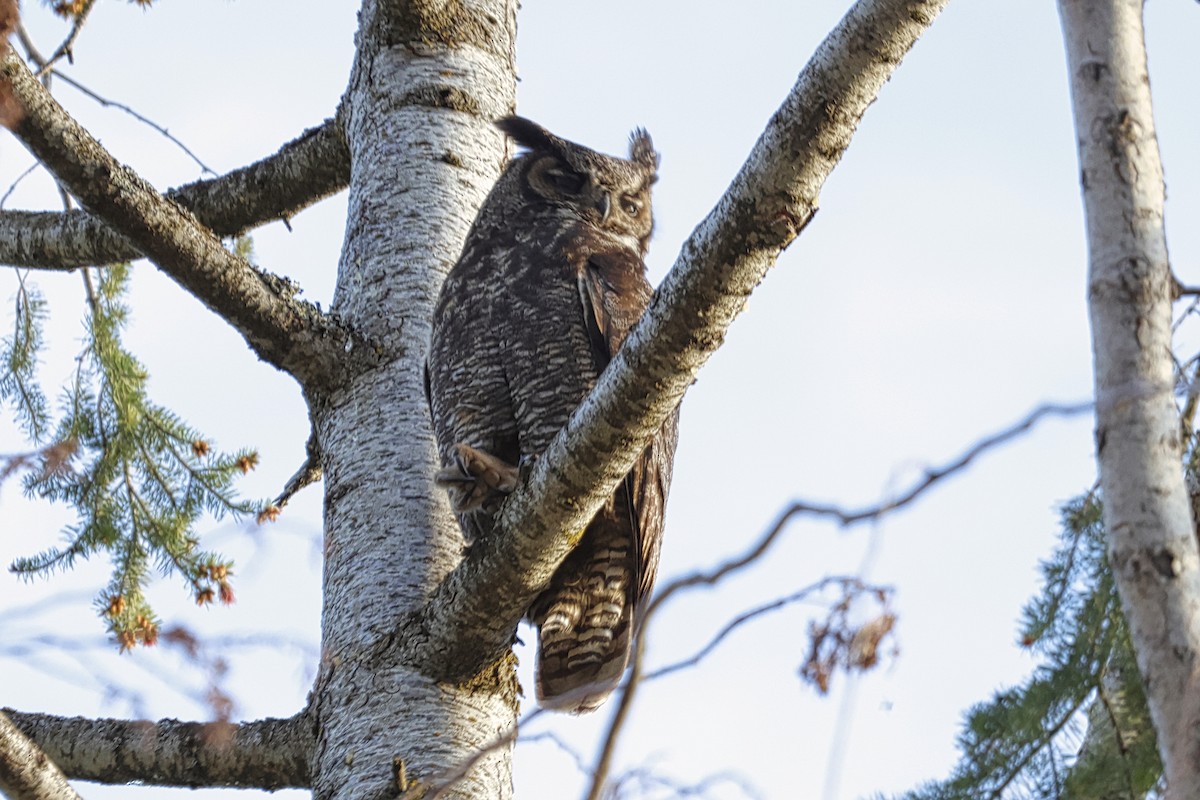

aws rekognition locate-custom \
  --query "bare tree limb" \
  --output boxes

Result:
[0,50,370,393]
[0,710,82,800]
[0,116,348,270]
[47,69,216,175]
[407,0,953,682]
[5,709,312,789]
[1059,0,1200,794]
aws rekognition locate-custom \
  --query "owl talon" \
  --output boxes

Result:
[436,443,520,513]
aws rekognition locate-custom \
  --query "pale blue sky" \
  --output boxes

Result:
[2,2,1198,798]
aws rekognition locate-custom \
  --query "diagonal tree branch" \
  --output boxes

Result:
[0,710,82,800]
[405,0,952,679]
[0,50,368,393]
[0,117,349,271]
[5,709,313,789]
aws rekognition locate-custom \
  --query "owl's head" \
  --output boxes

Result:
[496,116,658,253]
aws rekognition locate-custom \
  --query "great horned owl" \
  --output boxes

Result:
[426,117,679,713]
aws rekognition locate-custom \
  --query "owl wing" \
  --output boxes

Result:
[579,248,677,614]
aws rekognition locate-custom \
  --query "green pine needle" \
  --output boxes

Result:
[6,264,263,648]
[887,494,1160,800]
[0,271,51,441]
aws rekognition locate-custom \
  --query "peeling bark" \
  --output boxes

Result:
[0,50,368,394]
[0,118,349,270]
[1059,0,1200,795]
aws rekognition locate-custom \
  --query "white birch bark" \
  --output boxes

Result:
[0,710,81,800]
[2,1,949,795]
[1059,1,1200,795]
[310,2,519,798]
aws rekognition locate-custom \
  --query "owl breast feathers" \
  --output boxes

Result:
[426,116,680,713]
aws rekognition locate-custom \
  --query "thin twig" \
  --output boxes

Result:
[642,576,885,682]
[13,23,45,67]
[48,68,217,176]
[518,731,590,777]
[0,162,39,208]
[34,0,97,79]
[584,400,1093,799]
[585,633,645,800]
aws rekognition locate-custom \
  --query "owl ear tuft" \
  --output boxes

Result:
[496,116,562,153]
[629,128,659,177]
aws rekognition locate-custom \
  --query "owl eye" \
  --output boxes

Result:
[620,195,642,216]
[544,167,586,195]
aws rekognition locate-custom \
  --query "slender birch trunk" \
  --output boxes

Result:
[1059,1,1200,794]
[310,2,519,798]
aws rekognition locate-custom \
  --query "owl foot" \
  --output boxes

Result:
[436,443,520,513]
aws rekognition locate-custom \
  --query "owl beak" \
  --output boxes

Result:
[595,191,611,224]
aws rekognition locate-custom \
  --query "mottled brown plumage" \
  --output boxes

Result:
[426,117,679,712]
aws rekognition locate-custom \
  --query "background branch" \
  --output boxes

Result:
[5,709,312,789]
[585,400,1089,799]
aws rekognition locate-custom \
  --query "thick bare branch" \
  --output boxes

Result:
[408,0,951,679]
[5,709,312,789]
[1059,0,1200,794]
[0,117,348,270]
[0,50,367,393]
[0,710,82,800]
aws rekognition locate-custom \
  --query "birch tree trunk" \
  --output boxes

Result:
[1059,1,1200,795]
[309,2,519,798]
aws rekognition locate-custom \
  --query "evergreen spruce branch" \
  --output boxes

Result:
[893,496,1159,800]
[0,269,49,440]
[1062,639,1159,799]
[10,266,252,644]
[0,51,367,392]
[146,415,261,518]
[134,438,183,515]
[978,695,1091,800]
[1020,495,1095,648]
[0,115,348,271]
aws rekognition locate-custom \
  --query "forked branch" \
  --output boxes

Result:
[407,0,952,680]
[0,50,367,393]
[0,118,349,271]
